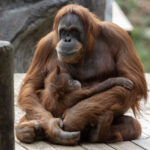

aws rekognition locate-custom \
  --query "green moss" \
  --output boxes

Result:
[116,0,150,72]
[131,28,150,72]
[146,18,150,27]
[116,0,139,15]
[131,27,145,41]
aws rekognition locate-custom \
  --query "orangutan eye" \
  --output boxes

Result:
[59,28,67,39]
[71,28,80,40]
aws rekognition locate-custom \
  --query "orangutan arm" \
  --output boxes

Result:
[17,33,80,145]
[62,77,134,109]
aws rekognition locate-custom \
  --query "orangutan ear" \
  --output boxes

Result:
[56,65,60,74]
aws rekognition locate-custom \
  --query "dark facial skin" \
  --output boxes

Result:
[56,14,85,64]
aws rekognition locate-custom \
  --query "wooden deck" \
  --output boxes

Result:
[14,74,150,150]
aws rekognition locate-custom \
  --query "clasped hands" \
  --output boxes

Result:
[43,109,82,145]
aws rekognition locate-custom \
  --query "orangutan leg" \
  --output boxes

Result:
[88,115,141,143]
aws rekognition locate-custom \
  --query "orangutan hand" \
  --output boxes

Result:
[46,118,80,145]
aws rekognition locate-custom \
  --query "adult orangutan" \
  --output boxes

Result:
[16,4,147,145]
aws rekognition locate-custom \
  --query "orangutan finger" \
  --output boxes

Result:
[60,130,80,139]
[55,130,80,145]
[59,119,64,129]
[16,126,34,133]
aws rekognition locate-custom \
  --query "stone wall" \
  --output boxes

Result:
[0,0,112,72]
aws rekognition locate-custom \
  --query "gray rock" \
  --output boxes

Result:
[0,0,112,72]
[74,0,106,19]
[0,0,68,72]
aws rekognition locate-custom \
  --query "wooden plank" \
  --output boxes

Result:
[132,138,150,150]
[82,143,115,150]
[15,142,27,150]
[109,141,144,150]
[18,141,56,150]
[143,113,150,123]
[0,41,14,150]
[14,73,25,96]
[51,144,85,150]
[14,73,25,106]
[141,131,150,139]
[137,119,150,136]
[15,106,25,126]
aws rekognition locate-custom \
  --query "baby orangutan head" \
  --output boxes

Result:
[50,66,81,92]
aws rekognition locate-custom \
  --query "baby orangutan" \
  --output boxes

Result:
[41,65,134,118]
[41,65,136,142]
